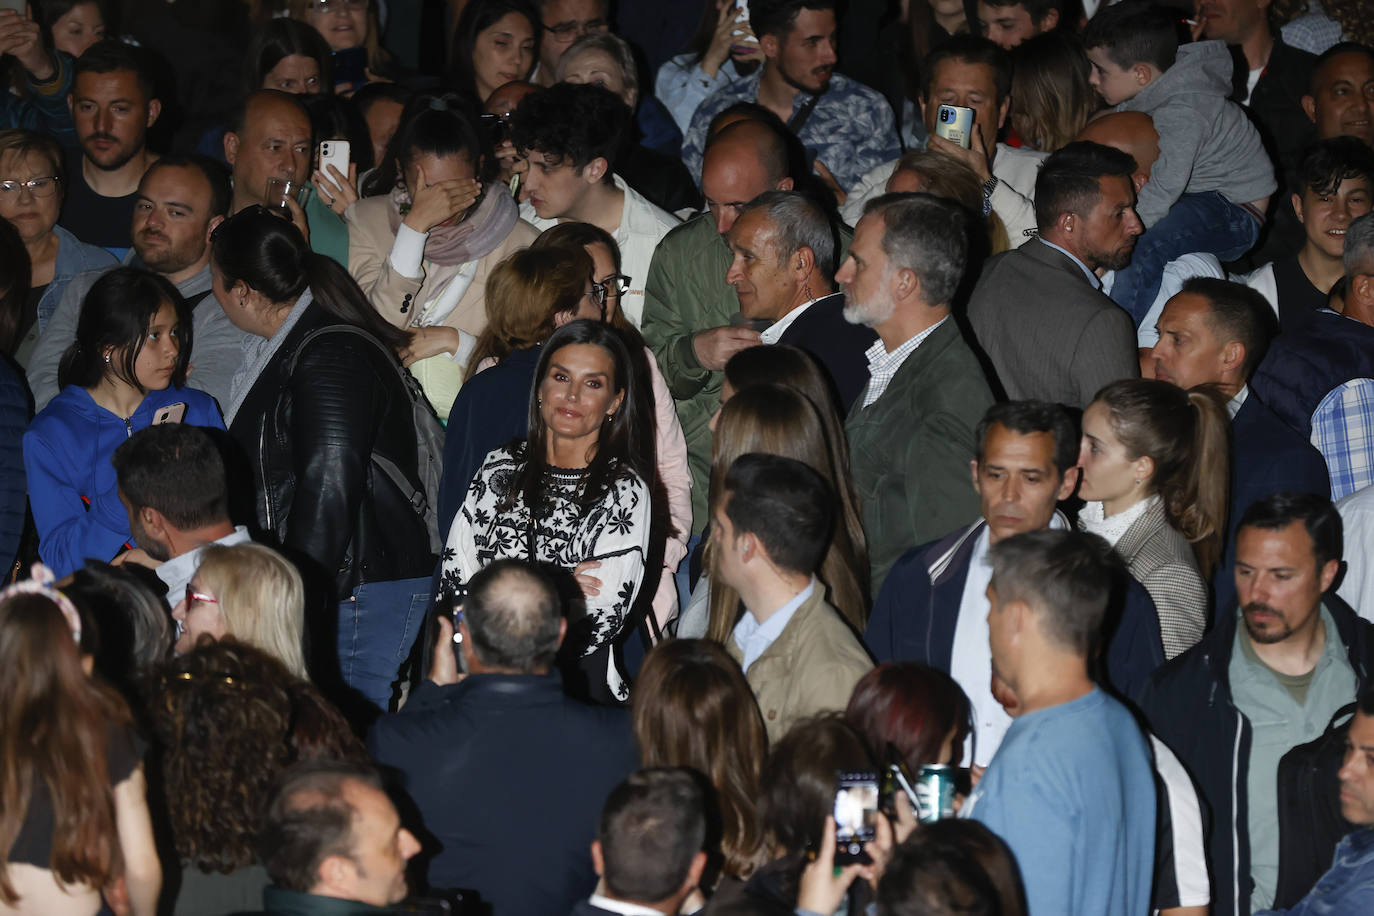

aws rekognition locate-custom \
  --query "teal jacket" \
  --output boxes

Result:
[641,212,850,530]
[845,318,993,594]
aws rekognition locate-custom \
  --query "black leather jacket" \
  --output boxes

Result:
[228,302,436,603]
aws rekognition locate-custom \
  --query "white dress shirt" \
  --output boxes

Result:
[760,295,826,345]
[588,894,665,916]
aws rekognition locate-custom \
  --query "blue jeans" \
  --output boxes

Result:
[1110,191,1260,326]
[337,576,431,712]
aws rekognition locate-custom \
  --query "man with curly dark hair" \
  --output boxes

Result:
[510,82,679,328]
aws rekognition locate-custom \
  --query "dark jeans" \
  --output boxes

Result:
[1110,191,1260,326]
[337,576,431,711]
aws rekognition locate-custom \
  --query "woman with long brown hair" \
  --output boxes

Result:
[689,375,869,644]
[1078,379,1230,657]
[0,569,161,915]
[633,638,767,892]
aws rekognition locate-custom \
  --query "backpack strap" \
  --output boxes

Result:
[288,325,440,550]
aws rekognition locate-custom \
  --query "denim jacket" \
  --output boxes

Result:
[40,225,119,330]
[1257,829,1374,915]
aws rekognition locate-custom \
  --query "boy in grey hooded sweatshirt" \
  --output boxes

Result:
[1082,1,1276,324]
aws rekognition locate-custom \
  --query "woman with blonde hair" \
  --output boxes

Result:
[172,543,308,679]
[1078,379,1230,657]
[632,638,767,889]
[885,149,1011,255]
[695,382,869,644]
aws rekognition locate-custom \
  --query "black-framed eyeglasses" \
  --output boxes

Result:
[542,17,608,42]
[588,281,609,310]
[601,273,631,297]
[0,176,60,197]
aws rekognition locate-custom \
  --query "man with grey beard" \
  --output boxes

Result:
[1139,492,1374,916]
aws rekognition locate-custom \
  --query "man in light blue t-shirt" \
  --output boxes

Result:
[961,529,1156,916]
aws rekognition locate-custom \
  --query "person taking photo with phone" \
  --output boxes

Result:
[23,266,224,578]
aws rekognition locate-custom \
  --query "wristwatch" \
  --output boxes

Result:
[981,175,999,216]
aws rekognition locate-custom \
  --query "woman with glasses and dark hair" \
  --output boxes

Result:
[441,318,655,703]
[209,205,436,716]
[23,267,223,578]
[0,128,115,364]
[348,91,538,410]
[288,0,398,93]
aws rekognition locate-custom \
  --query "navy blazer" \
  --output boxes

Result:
[774,292,878,412]
[1214,391,1331,619]
[368,673,638,916]
[864,519,1166,703]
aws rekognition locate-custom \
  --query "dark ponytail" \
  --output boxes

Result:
[210,207,409,351]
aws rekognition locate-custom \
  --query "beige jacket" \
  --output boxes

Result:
[726,587,873,745]
[345,194,539,336]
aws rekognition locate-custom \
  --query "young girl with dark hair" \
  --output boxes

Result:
[23,267,223,578]
[210,205,435,717]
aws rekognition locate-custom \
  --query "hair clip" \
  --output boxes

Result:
[0,563,81,645]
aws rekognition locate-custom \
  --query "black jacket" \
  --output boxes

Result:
[775,292,878,412]
[228,303,435,605]
[1137,594,1374,916]
[368,673,638,915]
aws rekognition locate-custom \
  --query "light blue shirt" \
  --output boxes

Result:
[733,577,816,672]
[1038,238,1102,290]
[962,687,1156,916]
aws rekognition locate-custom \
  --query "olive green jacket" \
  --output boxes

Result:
[846,318,994,595]
[641,213,851,529]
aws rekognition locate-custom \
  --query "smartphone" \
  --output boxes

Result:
[449,584,469,674]
[880,745,921,819]
[832,771,879,865]
[318,140,350,185]
[732,0,758,44]
[152,402,186,425]
[332,46,367,89]
[935,104,975,149]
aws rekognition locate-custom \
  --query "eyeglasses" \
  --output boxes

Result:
[0,176,60,197]
[588,281,609,310]
[542,17,608,43]
[185,584,218,608]
[601,274,631,297]
[309,0,367,13]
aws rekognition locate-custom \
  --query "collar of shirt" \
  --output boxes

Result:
[733,577,817,672]
[861,316,947,408]
[588,894,666,916]
[761,294,829,344]
[1226,384,1250,420]
[155,526,253,608]
[1037,238,1102,290]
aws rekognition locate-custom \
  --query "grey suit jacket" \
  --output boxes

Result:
[1114,499,1208,659]
[967,238,1138,408]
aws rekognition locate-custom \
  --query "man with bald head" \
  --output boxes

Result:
[643,117,832,548]
[223,89,349,265]
[1079,112,1229,354]
[1303,42,1374,150]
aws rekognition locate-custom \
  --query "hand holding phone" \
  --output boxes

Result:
[832,771,880,865]
[934,104,975,150]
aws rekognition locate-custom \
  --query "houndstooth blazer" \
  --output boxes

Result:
[1114,499,1209,659]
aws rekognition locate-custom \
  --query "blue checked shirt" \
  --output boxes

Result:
[1311,378,1374,500]
[860,317,947,409]
[680,69,902,191]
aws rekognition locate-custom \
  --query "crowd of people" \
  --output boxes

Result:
[2,0,1374,913]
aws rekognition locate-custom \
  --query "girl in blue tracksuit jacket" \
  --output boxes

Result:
[23,268,224,577]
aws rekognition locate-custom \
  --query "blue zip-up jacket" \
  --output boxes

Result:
[1257,829,1374,915]
[22,384,224,577]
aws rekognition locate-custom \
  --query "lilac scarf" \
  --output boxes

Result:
[386,184,519,266]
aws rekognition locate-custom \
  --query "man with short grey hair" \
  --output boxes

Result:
[838,192,995,593]
[368,560,636,915]
[724,190,876,407]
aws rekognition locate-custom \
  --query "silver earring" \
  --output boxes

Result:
[104,353,111,364]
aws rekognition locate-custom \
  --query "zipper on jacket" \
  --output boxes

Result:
[258,415,275,533]
[123,417,132,438]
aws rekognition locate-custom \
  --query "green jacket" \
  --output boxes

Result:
[845,318,993,595]
[641,213,850,529]
[229,887,400,915]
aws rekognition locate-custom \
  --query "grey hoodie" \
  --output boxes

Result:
[1120,40,1277,227]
